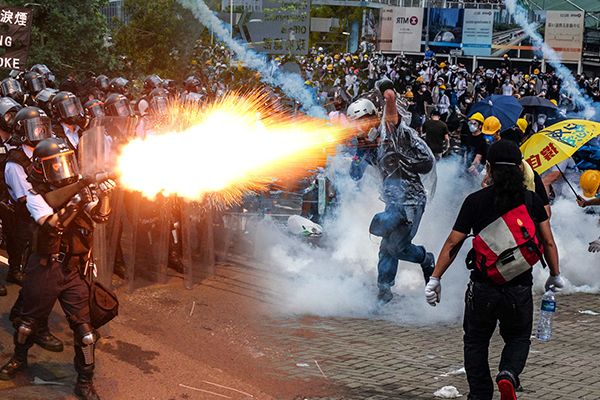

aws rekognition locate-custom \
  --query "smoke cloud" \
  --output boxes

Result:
[256,156,600,325]
[503,0,594,119]
[176,0,325,118]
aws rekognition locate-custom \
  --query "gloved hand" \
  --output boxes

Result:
[425,277,441,306]
[375,78,395,95]
[589,238,600,253]
[545,274,565,292]
[98,179,117,196]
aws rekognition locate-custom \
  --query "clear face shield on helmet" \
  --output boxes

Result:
[149,96,168,116]
[20,116,52,144]
[57,96,84,119]
[1,78,23,98]
[87,103,106,119]
[40,150,79,186]
[27,76,46,94]
[108,98,131,117]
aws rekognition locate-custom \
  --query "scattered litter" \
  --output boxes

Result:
[33,376,67,386]
[314,359,327,379]
[179,383,231,398]
[189,301,196,317]
[434,386,463,398]
[439,367,466,377]
[578,310,599,316]
[202,381,254,398]
[296,363,310,367]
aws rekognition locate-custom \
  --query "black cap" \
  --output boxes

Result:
[487,140,522,166]
[431,109,441,117]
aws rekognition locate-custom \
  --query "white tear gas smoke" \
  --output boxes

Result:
[255,157,600,325]
[503,0,594,119]
[255,158,474,325]
[176,0,325,118]
[534,197,600,294]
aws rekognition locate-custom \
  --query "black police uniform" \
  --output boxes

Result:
[1,138,112,400]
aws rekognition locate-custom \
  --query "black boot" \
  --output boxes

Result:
[74,339,99,400]
[74,379,101,400]
[33,326,64,352]
[0,336,31,380]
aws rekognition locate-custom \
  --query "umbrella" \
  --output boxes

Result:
[519,96,558,111]
[469,95,523,131]
[521,119,600,198]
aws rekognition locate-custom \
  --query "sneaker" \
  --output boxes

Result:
[377,287,393,305]
[496,370,518,400]
[421,252,435,284]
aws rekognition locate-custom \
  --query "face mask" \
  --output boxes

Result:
[468,122,478,132]
[440,90,445,95]
[538,116,546,125]
[484,134,495,144]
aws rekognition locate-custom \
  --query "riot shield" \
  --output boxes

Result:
[78,126,113,287]
[180,200,215,289]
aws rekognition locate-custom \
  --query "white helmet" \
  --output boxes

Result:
[287,215,323,237]
[346,98,377,120]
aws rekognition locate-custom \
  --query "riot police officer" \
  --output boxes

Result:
[0,137,115,400]
[51,91,86,151]
[4,107,64,352]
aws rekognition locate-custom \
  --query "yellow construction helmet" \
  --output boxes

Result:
[439,62,446,69]
[550,99,558,106]
[580,170,600,198]
[469,112,485,124]
[533,68,540,75]
[524,74,530,80]
[416,76,424,83]
[405,90,414,99]
[482,116,501,135]
[334,54,340,60]
[517,118,528,133]
[327,64,333,71]
[439,84,446,90]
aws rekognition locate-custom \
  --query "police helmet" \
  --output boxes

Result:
[95,75,110,91]
[143,75,162,93]
[108,77,130,96]
[1,78,24,104]
[104,93,131,117]
[33,88,59,116]
[30,64,56,86]
[13,107,52,146]
[32,138,79,187]
[51,91,85,126]
[23,71,47,95]
[83,98,106,119]
[0,97,23,132]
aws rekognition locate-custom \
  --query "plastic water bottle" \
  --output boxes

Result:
[536,290,556,342]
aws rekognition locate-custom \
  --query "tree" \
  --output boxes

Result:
[5,0,117,78]
[309,6,366,53]
[112,0,204,80]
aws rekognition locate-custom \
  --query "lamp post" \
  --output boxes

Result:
[230,0,234,38]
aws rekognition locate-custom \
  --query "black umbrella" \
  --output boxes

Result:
[519,96,558,111]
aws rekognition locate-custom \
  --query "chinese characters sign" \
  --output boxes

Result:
[544,11,584,62]
[0,7,33,70]
[241,0,310,55]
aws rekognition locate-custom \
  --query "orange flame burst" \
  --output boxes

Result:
[116,90,352,207]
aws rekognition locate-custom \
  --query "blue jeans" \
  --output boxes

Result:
[377,203,427,289]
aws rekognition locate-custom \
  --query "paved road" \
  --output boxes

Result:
[1,260,599,399]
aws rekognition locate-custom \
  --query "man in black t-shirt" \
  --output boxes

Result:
[424,141,564,400]
[422,110,449,159]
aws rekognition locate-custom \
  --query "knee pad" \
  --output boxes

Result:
[74,323,95,365]
[16,319,35,345]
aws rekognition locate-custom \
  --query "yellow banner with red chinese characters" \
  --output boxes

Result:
[520,119,600,174]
